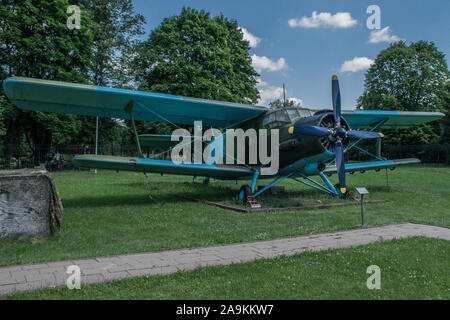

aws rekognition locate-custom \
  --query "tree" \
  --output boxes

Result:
[77,0,146,149]
[357,41,449,144]
[0,1,146,165]
[0,0,93,165]
[133,7,260,105]
[0,95,6,137]
[0,0,92,81]
[442,82,450,143]
[80,0,145,87]
[269,98,300,109]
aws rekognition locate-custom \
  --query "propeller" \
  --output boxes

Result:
[288,75,384,195]
[332,75,341,127]
[288,125,331,136]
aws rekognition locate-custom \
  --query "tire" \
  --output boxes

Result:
[238,185,253,202]
[334,183,351,198]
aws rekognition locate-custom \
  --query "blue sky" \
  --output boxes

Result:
[132,0,449,110]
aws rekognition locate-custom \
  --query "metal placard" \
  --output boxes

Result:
[355,187,369,195]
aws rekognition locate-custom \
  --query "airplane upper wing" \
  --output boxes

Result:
[342,110,444,130]
[2,77,267,128]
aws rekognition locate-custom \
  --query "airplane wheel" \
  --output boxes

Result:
[238,185,253,202]
[334,183,350,199]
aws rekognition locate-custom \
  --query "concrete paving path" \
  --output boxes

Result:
[1,222,449,296]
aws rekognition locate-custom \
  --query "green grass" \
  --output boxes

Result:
[0,165,449,267]
[4,237,449,300]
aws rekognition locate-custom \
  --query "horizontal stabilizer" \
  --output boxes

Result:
[139,134,192,147]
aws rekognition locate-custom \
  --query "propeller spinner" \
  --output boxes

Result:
[288,75,384,196]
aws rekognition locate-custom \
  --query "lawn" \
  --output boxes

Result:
[0,164,449,267]
[4,237,449,300]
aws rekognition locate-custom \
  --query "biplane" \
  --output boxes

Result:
[2,76,444,201]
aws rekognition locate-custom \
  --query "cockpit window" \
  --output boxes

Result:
[287,109,300,122]
[262,107,313,129]
[299,109,313,117]
[275,110,290,122]
[262,110,289,128]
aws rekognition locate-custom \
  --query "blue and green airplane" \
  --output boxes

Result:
[3,76,444,200]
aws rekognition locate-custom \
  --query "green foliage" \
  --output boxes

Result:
[76,117,128,146]
[357,41,449,144]
[0,95,7,137]
[0,0,93,81]
[441,82,450,143]
[79,0,145,87]
[134,7,260,104]
[75,0,146,148]
[268,98,300,109]
[0,0,94,163]
[133,120,174,136]
[0,0,145,163]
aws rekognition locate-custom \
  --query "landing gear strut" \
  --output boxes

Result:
[334,183,353,199]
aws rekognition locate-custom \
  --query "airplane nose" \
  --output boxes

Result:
[336,127,346,138]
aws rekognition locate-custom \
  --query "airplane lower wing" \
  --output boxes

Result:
[342,110,444,129]
[323,158,421,175]
[72,155,254,179]
[2,77,267,128]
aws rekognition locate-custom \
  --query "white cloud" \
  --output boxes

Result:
[251,54,287,73]
[256,81,303,106]
[258,85,284,105]
[256,78,268,87]
[369,26,402,43]
[239,27,261,48]
[288,11,357,29]
[340,57,374,72]
[287,97,303,106]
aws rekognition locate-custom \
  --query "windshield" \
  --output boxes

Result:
[262,107,314,129]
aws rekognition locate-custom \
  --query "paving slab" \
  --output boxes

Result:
[0,222,448,296]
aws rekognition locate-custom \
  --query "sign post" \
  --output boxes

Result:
[355,187,369,226]
[94,116,98,174]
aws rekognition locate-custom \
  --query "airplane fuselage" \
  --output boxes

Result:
[235,108,350,176]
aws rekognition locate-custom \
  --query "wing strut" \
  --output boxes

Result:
[124,100,144,158]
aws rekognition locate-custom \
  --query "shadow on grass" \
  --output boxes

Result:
[61,193,179,208]
[62,177,383,210]
[61,183,238,208]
